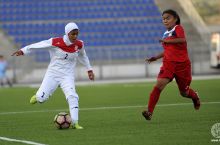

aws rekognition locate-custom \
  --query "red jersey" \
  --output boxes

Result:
[52,37,83,53]
[162,25,189,62]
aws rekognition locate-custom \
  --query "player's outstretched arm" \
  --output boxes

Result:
[145,52,164,64]
[159,38,186,44]
[11,50,24,56]
[12,39,53,56]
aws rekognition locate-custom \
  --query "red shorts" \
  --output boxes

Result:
[157,60,192,92]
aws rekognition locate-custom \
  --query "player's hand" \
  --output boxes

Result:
[88,70,95,81]
[145,57,157,64]
[11,50,24,56]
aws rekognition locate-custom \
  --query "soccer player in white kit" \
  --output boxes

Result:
[12,22,95,129]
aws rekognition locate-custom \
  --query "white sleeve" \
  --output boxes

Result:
[21,38,54,55]
[77,46,93,71]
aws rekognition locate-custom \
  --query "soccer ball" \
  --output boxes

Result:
[54,112,72,129]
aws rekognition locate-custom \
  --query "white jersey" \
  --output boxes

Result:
[21,37,92,79]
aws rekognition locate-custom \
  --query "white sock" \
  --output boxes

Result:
[67,96,79,124]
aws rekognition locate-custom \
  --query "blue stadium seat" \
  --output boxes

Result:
[1,0,163,61]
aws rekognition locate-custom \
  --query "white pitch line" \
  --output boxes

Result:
[0,101,219,115]
[80,101,220,110]
[0,136,47,145]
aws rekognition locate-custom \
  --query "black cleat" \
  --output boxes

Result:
[142,110,152,121]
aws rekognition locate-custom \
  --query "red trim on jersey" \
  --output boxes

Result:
[52,38,83,53]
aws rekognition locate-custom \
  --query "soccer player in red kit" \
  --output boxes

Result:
[142,9,201,121]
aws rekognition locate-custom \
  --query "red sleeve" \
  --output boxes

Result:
[175,25,185,38]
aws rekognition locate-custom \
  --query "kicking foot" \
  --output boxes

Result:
[30,95,37,104]
[72,123,83,129]
[192,92,200,110]
[142,110,152,121]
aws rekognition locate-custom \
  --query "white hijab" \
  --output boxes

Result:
[63,22,79,46]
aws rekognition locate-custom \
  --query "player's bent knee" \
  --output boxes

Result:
[155,84,165,91]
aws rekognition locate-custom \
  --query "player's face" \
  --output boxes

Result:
[162,13,177,30]
[68,29,79,43]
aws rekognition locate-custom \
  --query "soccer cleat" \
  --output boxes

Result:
[142,110,152,121]
[30,95,37,104]
[72,123,83,129]
[192,92,201,110]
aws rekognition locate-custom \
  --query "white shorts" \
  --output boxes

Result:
[36,72,78,102]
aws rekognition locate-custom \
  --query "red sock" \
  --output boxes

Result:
[148,86,161,113]
[188,88,198,99]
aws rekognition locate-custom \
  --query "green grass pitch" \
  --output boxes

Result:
[0,79,219,145]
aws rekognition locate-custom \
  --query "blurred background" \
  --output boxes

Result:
[0,0,220,84]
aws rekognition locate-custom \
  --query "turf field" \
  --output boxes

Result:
[0,79,219,145]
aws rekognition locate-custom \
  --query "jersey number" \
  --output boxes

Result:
[64,54,68,59]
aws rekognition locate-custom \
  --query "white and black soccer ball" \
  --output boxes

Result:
[54,112,72,129]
